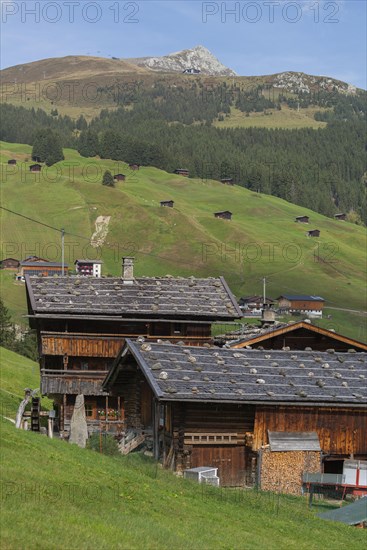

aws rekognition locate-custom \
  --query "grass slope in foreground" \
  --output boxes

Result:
[0,141,366,341]
[0,348,366,550]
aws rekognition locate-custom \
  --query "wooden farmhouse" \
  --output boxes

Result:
[307,229,320,237]
[0,258,20,270]
[25,258,242,436]
[29,164,42,172]
[174,168,189,177]
[220,178,234,186]
[231,321,367,352]
[160,200,174,208]
[113,174,126,182]
[7,159,17,165]
[103,341,367,492]
[129,163,140,171]
[214,211,232,220]
[277,295,325,318]
[295,215,309,224]
[20,260,68,277]
[334,213,347,221]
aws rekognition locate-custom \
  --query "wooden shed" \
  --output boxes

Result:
[103,341,367,492]
[295,216,309,223]
[29,164,42,172]
[160,200,174,208]
[221,178,234,186]
[214,211,232,220]
[129,164,140,171]
[113,174,126,181]
[0,258,20,270]
[334,213,346,221]
[174,168,189,177]
[7,159,17,165]
[307,230,320,237]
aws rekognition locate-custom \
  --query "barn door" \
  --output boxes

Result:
[190,445,245,486]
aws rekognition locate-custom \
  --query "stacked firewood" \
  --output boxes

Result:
[260,447,321,495]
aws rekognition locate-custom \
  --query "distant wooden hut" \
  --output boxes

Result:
[220,178,234,186]
[174,168,189,177]
[7,159,17,165]
[129,164,140,171]
[295,215,309,224]
[334,213,346,221]
[29,164,42,172]
[214,211,232,220]
[0,258,20,270]
[160,200,174,208]
[113,174,126,181]
[307,229,320,237]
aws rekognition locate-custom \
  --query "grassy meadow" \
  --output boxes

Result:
[0,141,366,340]
[213,106,328,129]
[0,346,366,550]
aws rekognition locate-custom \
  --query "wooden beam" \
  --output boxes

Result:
[153,399,160,460]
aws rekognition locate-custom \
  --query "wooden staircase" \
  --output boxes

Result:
[119,433,146,455]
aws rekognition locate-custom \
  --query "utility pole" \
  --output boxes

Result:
[61,228,65,276]
[263,277,266,307]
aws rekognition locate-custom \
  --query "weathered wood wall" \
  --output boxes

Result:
[171,403,255,486]
[253,406,367,456]
[41,333,125,357]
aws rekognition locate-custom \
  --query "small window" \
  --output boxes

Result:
[85,403,94,418]
[173,323,182,334]
[81,362,89,371]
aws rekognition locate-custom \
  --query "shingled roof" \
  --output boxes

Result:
[229,321,367,351]
[104,340,367,407]
[278,295,325,302]
[25,275,242,320]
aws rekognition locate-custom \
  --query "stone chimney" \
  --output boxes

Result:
[122,257,134,284]
[260,305,276,326]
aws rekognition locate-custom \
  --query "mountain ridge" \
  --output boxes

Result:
[1,49,362,98]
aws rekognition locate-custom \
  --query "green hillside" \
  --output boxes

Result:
[0,141,366,340]
[0,347,366,550]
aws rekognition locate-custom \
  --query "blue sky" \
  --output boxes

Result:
[1,0,366,88]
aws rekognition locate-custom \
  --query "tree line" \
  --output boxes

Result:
[0,84,366,223]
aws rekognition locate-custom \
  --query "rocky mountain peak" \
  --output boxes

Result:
[126,45,237,77]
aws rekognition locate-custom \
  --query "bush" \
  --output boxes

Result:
[86,433,120,456]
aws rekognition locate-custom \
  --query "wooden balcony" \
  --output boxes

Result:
[41,331,211,357]
[41,332,125,357]
[41,369,108,396]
